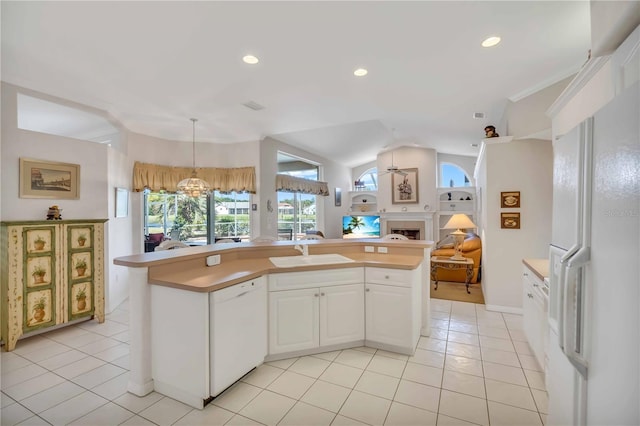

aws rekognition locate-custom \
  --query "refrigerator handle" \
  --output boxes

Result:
[561,247,589,379]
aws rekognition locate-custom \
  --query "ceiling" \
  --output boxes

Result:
[1,1,591,168]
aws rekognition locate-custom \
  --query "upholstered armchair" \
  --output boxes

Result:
[431,233,482,283]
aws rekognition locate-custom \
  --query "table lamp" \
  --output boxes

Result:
[443,213,476,261]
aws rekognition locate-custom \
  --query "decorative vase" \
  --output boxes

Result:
[78,239,86,247]
[33,274,45,284]
[76,268,86,277]
[77,298,87,311]
[34,241,45,250]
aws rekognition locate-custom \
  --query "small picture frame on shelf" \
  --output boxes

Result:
[501,191,520,208]
[501,212,521,229]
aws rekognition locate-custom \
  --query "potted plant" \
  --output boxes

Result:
[77,233,87,247]
[32,265,47,284]
[33,236,46,251]
[75,258,88,277]
[32,296,46,322]
[76,285,87,311]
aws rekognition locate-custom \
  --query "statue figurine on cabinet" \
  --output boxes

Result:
[484,125,499,138]
[46,205,62,220]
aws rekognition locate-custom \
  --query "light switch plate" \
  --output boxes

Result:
[364,246,374,253]
[206,255,221,266]
[377,246,388,254]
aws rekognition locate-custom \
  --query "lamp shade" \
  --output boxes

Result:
[176,118,210,197]
[443,213,476,230]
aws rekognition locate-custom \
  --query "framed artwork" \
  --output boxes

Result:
[19,158,80,199]
[501,212,521,229]
[335,188,342,207]
[392,168,419,204]
[501,191,520,208]
[115,187,129,218]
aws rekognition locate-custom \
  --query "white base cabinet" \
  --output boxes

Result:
[365,267,421,354]
[522,265,549,371]
[268,268,365,355]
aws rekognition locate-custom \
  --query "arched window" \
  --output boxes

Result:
[440,163,471,187]
[356,167,378,191]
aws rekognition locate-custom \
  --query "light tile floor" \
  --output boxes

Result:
[1,299,548,425]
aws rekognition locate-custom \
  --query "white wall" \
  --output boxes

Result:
[377,147,437,213]
[476,139,553,312]
[1,84,110,221]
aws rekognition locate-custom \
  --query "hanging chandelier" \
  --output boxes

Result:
[177,118,211,197]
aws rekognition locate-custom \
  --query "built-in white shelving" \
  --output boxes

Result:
[436,187,477,241]
[348,190,378,214]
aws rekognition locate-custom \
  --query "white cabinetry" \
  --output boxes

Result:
[365,266,421,355]
[150,277,268,408]
[436,187,476,241]
[268,268,365,356]
[348,191,378,214]
[522,264,549,371]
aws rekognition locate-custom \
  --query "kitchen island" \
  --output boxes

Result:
[114,238,433,408]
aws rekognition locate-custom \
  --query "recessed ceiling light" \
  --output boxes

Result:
[354,68,368,77]
[481,36,501,48]
[242,55,259,64]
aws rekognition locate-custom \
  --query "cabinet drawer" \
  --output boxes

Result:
[269,267,364,291]
[365,267,418,288]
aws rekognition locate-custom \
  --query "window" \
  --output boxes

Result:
[441,163,470,187]
[144,190,251,245]
[356,167,378,190]
[144,191,209,243]
[213,191,251,241]
[277,153,319,241]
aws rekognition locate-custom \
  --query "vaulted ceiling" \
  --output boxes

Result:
[2,1,591,167]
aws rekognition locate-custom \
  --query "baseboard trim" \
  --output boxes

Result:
[485,304,523,315]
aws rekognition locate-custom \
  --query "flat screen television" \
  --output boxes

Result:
[342,215,381,239]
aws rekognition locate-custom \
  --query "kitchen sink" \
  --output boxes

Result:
[269,253,355,268]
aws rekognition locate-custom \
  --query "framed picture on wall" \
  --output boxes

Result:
[335,188,342,207]
[392,168,419,204]
[501,191,520,208]
[19,158,80,199]
[501,212,521,229]
[115,187,129,218]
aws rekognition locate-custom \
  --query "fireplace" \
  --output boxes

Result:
[386,220,425,240]
[389,227,421,240]
[381,212,434,242]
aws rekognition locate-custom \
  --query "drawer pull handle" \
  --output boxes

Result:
[365,288,370,292]
[314,293,319,297]
[321,292,325,296]
[385,275,390,279]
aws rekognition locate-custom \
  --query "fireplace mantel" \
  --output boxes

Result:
[381,211,435,242]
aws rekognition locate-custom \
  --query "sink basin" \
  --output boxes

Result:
[269,254,355,268]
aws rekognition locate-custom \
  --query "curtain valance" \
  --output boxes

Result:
[276,174,329,196]
[133,162,256,193]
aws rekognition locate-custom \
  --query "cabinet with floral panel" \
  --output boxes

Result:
[1,220,107,351]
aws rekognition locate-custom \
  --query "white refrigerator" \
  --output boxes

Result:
[547,80,639,425]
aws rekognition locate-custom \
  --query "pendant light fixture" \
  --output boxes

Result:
[177,118,211,197]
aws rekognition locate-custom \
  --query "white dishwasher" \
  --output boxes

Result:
[210,276,267,396]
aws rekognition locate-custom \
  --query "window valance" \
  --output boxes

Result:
[276,174,329,196]
[133,162,256,193]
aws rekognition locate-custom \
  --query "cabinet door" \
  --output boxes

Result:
[320,284,364,346]
[66,224,95,321]
[522,271,536,352]
[269,288,319,354]
[365,283,411,348]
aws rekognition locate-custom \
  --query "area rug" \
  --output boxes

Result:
[430,280,485,304]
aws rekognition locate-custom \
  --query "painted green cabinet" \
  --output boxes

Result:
[1,220,107,351]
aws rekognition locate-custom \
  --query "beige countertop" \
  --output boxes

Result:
[522,258,549,281]
[115,238,434,293]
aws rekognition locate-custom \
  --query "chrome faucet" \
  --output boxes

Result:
[294,243,309,256]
